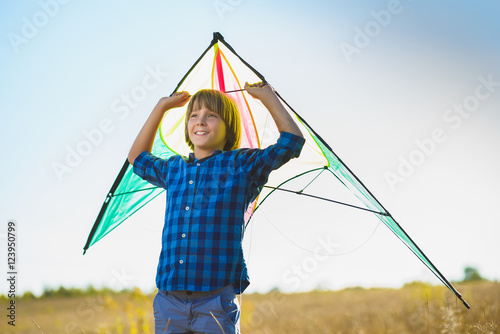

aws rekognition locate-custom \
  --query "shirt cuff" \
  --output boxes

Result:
[132,151,152,178]
[277,131,306,152]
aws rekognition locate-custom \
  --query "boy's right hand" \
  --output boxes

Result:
[158,91,190,111]
[128,91,191,165]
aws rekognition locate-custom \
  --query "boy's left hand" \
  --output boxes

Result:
[244,82,275,102]
[245,82,303,137]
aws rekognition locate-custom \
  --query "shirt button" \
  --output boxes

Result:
[179,260,184,264]
[181,233,186,238]
[189,180,193,185]
[196,163,200,166]
[185,206,190,210]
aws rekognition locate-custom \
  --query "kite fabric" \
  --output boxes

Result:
[83,32,470,309]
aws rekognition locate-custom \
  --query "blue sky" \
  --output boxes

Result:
[1,0,499,297]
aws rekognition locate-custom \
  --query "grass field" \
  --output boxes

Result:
[1,281,498,333]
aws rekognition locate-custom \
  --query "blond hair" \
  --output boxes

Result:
[184,89,241,151]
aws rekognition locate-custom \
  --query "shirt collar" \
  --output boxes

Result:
[187,150,224,164]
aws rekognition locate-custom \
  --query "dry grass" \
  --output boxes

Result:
[1,281,498,333]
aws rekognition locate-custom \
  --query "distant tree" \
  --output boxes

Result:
[42,287,56,298]
[42,286,82,297]
[56,286,71,297]
[269,286,281,293]
[22,291,37,300]
[85,284,98,295]
[463,266,484,282]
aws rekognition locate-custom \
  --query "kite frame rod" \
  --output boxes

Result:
[225,88,246,94]
[383,216,471,309]
[83,159,130,254]
[262,185,389,216]
[216,33,267,82]
[112,186,159,197]
[171,32,267,97]
[170,33,221,95]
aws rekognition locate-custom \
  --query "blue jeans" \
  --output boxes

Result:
[153,285,240,334]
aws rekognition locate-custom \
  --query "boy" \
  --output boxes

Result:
[128,82,305,333]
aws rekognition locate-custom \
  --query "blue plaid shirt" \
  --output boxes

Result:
[133,132,305,293]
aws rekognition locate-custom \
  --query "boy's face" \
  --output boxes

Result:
[188,104,227,156]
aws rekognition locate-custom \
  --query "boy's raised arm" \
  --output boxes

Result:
[128,92,190,165]
[244,82,303,138]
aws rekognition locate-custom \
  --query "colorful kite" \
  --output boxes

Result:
[83,32,470,309]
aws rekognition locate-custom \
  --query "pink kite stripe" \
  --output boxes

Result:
[214,49,226,92]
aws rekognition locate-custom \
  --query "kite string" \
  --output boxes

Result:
[238,212,257,309]
[257,208,381,257]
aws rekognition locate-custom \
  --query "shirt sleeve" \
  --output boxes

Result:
[132,151,169,189]
[241,131,305,187]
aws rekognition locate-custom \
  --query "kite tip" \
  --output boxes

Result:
[212,32,224,42]
[457,295,470,310]
[460,297,471,309]
[82,249,87,256]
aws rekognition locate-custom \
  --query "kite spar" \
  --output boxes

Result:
[83,32,470,309]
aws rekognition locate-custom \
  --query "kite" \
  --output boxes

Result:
[83,32,470,309]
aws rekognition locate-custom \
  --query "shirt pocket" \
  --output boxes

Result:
[217,286,240,324]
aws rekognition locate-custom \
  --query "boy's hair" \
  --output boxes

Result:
[184,89,241,151]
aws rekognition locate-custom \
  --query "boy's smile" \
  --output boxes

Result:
[188,105,227,159]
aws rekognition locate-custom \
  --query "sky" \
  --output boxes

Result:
[0,0,499,299]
